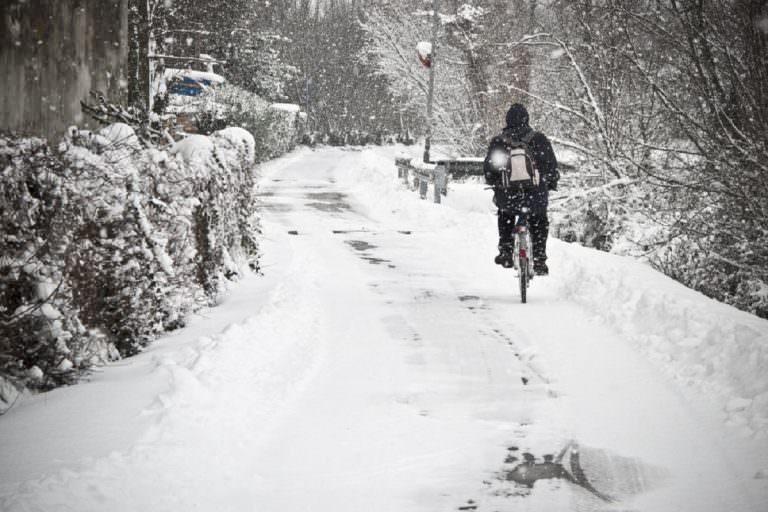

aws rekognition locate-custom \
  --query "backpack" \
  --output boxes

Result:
[496,132,540,191]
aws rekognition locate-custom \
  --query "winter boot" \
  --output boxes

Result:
[495,244,514,268]
[530,213,550,275]
[533,260,549,276]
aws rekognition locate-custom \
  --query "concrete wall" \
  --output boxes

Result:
[0,0,128,140]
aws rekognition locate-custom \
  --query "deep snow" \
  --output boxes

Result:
[1,146,766,512]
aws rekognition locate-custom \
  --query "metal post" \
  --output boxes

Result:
[423,0,440,163]
[433,165,447,203]
[419,176,428,199]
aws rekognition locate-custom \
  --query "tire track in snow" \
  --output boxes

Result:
[456,294,554,393]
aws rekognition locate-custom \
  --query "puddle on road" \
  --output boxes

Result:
[305,192,352,212]
[414,289,437,302]
[306,202,351,212]
[505,451,585,489]
[363,257,396,268]
[346,240,377,251]
[332,229,370,234]
[501,444,618,505]
[258,202,293,213]
[459,441,666,510]
[458,295,486,311]
[344,240,395,268]
[333,229,413,236]
[362,256,388,265]
[306,192,346,201]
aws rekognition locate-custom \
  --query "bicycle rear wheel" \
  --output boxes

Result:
[519,258,528,303]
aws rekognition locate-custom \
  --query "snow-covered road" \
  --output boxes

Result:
[1,146,766,511]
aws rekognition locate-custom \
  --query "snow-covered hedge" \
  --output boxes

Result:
[550,170,768,321]
[194,84,304,161]
[0,125,259,404]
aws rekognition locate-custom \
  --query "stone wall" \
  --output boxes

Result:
[0,0,128,141]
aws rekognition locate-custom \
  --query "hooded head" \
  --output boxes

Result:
[505,103,530,130]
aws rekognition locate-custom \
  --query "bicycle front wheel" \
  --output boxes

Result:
[519,258,528,303]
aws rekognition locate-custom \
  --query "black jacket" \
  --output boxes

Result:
[484,105,559,213]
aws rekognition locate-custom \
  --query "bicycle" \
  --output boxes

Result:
[511,209,535,303]
[487,186,536,303]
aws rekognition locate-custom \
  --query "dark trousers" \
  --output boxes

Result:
[497,209,549,262]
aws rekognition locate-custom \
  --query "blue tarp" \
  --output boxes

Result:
[168,77,212,96]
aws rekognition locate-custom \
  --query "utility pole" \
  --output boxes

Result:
[423,0,440,163]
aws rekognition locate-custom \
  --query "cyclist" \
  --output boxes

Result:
[483,103,559,275]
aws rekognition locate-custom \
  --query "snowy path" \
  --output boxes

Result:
[1,146,766,511]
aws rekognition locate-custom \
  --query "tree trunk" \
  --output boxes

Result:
[127,0,150,111]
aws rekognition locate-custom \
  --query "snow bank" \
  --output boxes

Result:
[552,245,768,437]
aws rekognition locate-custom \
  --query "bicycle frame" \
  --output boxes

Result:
[512,210,535,303]
[513,224,534,276]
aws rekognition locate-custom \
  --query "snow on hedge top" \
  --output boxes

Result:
[96,123,140,150]
[212,127,256,165]
[169,134,215,165]
[169,129,256,169]
[213,127,254,150]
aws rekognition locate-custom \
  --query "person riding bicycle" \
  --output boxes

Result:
[483,103,559,275]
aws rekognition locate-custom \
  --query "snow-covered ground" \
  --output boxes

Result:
[1,146,766,511]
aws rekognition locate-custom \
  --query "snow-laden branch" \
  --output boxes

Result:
[128,181,175,278]
[502,84,597,132]
[549,34,608,139]
[550,177,637,205]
